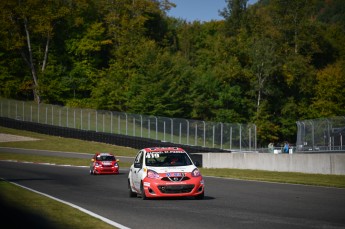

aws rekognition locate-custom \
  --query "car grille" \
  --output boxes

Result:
[102,168,113,170]
[157,184,194,193]
[161,177,190,182]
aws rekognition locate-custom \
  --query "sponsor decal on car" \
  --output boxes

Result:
[166,172,184,177]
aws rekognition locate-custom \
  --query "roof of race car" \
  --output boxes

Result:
[143,147,186,153]
[95,152,114,156]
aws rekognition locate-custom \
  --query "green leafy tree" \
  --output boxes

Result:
[64,22,111,105]
[189,71,220,121]
[311,60,345,116]
[0,52,28,99]
[254,100,280,145]
[220,0,248,35]
[270,0,322,56]
[248,37,278,113]
[0,0,70,103]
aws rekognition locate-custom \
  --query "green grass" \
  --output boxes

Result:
[0,152,90,166]
[0,181,117,229]
[200,168,345,188]
[0,152,133,168]
[0,126,138,157]
[1,125,345,229]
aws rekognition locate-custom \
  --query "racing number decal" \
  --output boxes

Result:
[146,153,160,158]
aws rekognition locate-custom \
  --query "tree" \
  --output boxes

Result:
[248,37,278,113]
[270,0,318,55]
[189,71,220,121]
[311,60,345,116]
[64,22,111,105]
[220,0,248,35]
[0,0,70,103]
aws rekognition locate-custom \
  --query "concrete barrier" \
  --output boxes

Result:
[201,152,345,175]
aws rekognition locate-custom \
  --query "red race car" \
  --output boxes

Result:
[128,147,204,200]
[90,152,119,175]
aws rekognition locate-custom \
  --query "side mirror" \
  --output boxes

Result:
[194,161,200,167]
[134,163,142,168]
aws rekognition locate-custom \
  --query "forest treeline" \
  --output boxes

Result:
[0,0,344,146]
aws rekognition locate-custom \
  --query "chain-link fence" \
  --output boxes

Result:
[296,116,345,152]
[0,98,257,151]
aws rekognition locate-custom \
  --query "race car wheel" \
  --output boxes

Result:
[195,191,204,200]
[140,182,147,200]
[128,180,137,198]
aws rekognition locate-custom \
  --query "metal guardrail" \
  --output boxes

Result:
[0,98,257,151]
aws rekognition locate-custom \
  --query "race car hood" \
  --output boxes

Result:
[147,165,196,173]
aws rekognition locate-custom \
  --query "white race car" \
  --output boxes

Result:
[128,147,204,200]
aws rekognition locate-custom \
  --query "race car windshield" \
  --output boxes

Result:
[145,153,193,167]
[98,156,116,161]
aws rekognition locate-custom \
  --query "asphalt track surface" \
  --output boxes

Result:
[1,149,345,229]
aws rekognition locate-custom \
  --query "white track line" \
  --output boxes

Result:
[1,178,130,229]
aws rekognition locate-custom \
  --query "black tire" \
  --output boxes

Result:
[128,180,137,198]
[195,191,204,200]
[140,182,147,200]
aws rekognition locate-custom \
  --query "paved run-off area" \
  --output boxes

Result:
[0,133,39,142]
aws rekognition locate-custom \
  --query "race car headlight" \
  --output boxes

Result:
[147,169,160,179]
[191,168,201,177]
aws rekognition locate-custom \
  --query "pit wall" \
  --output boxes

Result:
[201,153,345,175]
